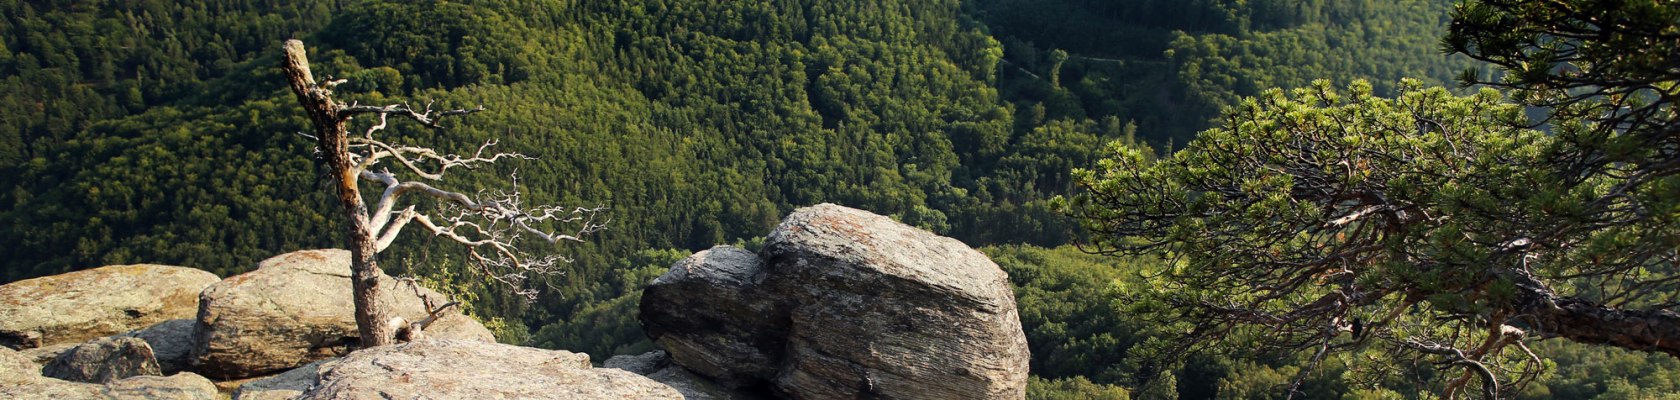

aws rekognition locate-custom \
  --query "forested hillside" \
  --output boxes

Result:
[972,0,1477,144]
[0,0,1475,282]
[4,0,1667,397]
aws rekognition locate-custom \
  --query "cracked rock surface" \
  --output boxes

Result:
[0,264,217,350]
[191,249,494,379]
[42,336,161,383]
[295,339,682,399]
[0,371,219,400]
[641,204,1031,399]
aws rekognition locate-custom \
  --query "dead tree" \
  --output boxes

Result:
[280,39,604,347]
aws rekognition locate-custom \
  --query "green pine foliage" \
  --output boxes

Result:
[992,245,1680,398]
[1027,376,1131,400]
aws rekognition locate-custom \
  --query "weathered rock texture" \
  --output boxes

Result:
[604,349,670,375]
[19,342,74,367]
[424,312,498,342]
[191,249,493,379]
[232,360,330,400]
[607,350,769,400]
[641,246,786,386]
[647,364,769,400]
[0,372,219,400]
[1,347,40,386]
[294,339,683,399]
[42,336,161,383]
[0,265,219,350]
[641,204,1031,399]
[118,319,196,374]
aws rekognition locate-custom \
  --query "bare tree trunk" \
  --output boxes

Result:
[280,40,396,348]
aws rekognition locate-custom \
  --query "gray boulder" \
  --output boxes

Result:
[640,204,1032,399]
[16,320,194,377]
[295,339,682,399]
[191,249,494,379]
[0,372,218,400]
[763,204,1031,399]
[119,319,196,374]
[0,265,219,350]
[641,246,786,386]
[42,336,161,383]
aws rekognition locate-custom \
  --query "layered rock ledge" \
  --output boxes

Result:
[0,265,218,350]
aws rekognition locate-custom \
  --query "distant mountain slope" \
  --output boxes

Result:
[12,2,1675,398]
[0,0,1476,345]
[0,0,1033,339]
[971,0,1476,143]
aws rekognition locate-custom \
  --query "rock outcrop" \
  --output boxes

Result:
[191,249,493,379]
[0,372,219,400]
[0,265,219,350]
[293,339,682,399]
[640,204,1032,399]
[42,336,161,383]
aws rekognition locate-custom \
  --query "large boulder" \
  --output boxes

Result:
[191,249,494,379]
[763,204,1032,399]
[0,372,219,400]
[42,336,161,383]
[294,339,683,399]
[641,246,787,386]
[640,204,1031,399]
[0,265,219,350]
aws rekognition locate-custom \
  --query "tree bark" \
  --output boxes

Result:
[280,39,396,348]
[1521,293,1680,357]
[1508,271,1680,357]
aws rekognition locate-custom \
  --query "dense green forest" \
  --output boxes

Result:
[1,0,1673,398]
